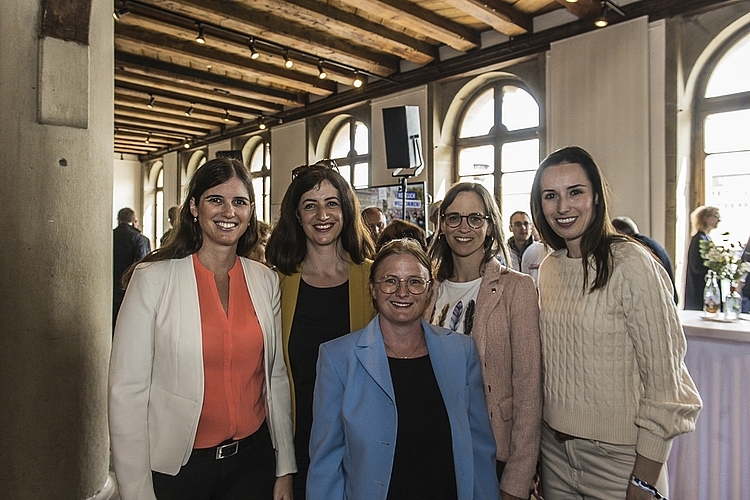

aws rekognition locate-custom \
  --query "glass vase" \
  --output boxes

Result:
[703,271,720,317]
[724,280,742,320]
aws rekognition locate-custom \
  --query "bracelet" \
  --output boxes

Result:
[630,475,667,500]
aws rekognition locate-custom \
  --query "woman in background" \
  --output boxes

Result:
[248,220,273,268]
[376,219,427,252]
[684,205,721,310]
[308,239,499,500]
[265,159,375,498]
[426,182,542,500]
[530,146,701,499]
[109,158,295,500]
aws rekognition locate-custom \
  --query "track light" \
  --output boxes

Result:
[147,94,154,109]
[223,110,230,122]
[595,1,625,28]
[183,138,191,148]
[284,49,293,69]
[249,38,260,60]
[195,25,206,44]
[185,103,194,117]
[353,71,364,88]
[565,0,577,3]
[145,132,151,144]
[258,117,267,130]
[113,3,129,21]
[317,61,327,80]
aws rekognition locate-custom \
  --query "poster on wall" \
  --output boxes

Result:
[355,181,427,231]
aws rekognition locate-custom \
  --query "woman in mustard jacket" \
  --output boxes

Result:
[265,159,375,498]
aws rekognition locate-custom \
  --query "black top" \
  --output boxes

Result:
[632,233,678,303]
[113,223,151,296]
[289,278,350,459]
[387,355,457,500]
[685,231,710,310]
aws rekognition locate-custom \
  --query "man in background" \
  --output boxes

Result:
[361,206,387,245]
[160,205,179,247]
[507,211,547,284]
[612,216,677,303]
[113,207,151,330]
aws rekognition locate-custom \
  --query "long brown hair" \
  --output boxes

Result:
[530,146,626,292]
[122,157,258,287]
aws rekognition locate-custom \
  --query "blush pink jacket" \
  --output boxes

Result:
[425,259,542,498]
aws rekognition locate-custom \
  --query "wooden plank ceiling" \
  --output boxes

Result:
[111,0,718,158]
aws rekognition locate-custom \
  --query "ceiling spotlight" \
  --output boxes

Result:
[113,3,129,21]
[145,133,151,144]
[183,138,191,148]
[284,49,294,69]
[353,71,364,88]
[195,25,206,44]
[595,1,625,28]
[185,103,194,117]
[565,0,578,3]
[249,38,260,60]
[317,61,327,80]
[223,110,230,122]
[258,117,267,130]
[147,94,155,109]
[119,152,124,160]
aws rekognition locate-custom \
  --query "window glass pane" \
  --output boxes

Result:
[252,177,263,213]
[705,151,750,243]
[499,171,537,219]
[501,86,539,131]
[457,174,495,196]
[459,88,494,138]
[249,146,264,172]
[458,145,494,177]
[501,139,539,173]
[705,34,750,98]
[354,121,369,154]
[704,110,750,153]
[353,162,369,188]
[331,122,351,158]
[155,189,163,243]
[156,168,164,187]
[263,177,270,222]
[338,164,351,185]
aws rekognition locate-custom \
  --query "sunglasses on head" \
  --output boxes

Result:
[291,159,339,181]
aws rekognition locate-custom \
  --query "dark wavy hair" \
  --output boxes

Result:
[530,146,625,292]
[428,182,509,282]
[376,219,427,252]
[266,162,373,275]
[122,157,258,287]
[369,238,434,312]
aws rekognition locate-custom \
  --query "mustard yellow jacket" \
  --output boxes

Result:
[277,257,375,422]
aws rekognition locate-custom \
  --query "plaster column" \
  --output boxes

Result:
[0,1,115,498]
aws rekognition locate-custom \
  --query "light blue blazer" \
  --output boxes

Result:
[307,316,499,500]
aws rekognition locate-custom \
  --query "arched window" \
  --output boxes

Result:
[694,30,750,243]
[329,117,370,188]
[248,140,271,222]
[455,81,540,218]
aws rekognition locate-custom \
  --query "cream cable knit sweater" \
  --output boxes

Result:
[538,241,702,463]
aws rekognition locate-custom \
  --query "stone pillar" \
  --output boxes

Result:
[0,1,114,498]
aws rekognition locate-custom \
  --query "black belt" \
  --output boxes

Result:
[191,422,268,460]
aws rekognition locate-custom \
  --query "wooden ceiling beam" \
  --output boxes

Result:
[115,98,243,125]
[116,26,337,95]
[115,51,302,108]
[116,106,217,129]
[334,0,480,52]
[114,88,261,121]
[115,115,212,136]
[132,0,400,76]
[554,0,602,18]
[446,0,532,36]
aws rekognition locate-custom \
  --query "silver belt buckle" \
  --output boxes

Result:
[215,441,239,459]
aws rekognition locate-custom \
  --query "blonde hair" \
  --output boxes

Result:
[690,206,719,234]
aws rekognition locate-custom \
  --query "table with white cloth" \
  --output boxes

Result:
[667,310,750,499]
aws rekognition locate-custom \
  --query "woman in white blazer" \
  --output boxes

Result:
[109,158,295,500]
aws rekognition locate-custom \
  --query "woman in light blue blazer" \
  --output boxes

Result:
[307,239,499,500]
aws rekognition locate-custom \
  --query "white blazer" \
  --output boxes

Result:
[109,256,296,500]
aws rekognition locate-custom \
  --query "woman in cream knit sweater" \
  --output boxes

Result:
[529,146,702,500]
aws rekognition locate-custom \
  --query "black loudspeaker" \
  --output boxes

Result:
[382,106,422,169]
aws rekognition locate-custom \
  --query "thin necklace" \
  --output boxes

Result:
[384,336,424,359]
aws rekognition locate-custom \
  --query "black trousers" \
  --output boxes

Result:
[152,422,276,500]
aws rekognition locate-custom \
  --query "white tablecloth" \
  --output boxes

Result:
[667,310,750,499]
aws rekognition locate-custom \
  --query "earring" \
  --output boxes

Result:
[193,216,198,223]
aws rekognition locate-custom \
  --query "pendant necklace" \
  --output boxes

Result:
[384,337,424,359]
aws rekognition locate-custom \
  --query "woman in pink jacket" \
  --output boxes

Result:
[425,182,543,500]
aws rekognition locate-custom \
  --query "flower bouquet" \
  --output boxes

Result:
[699,235,750,319]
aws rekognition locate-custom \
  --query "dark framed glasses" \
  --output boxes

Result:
[291,158,339,180]
[442,212,489,229]
[375,275,431,295]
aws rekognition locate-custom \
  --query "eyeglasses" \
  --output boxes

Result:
[375,275,431,295]
[442,212,489,229]
[291,158,339,180]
